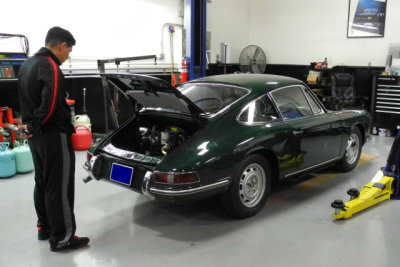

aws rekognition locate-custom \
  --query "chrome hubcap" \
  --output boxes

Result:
[345,133,360,165]
[239,163,266,208]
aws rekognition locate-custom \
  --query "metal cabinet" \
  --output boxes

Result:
[0,52,26,80]
[0,53,27,112]
[371,75,400,131]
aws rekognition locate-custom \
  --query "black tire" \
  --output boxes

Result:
[222,154,271,219]
[336,127,362,172]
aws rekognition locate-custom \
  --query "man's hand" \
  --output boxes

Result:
[16,124,33,139]
[4,123,33,139]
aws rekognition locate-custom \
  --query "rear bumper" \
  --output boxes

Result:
[147,178,230,203]
[83,157,231,203]
[148,180,230,196]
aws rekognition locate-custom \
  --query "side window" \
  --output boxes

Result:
[238,95,279,124]
[271,86,313,120]
[302,86,325,115]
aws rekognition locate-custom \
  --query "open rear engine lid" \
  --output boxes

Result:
[103,73,204,116]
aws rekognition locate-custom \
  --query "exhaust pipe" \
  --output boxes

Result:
[82,176,92,183]
[142,171,155,200]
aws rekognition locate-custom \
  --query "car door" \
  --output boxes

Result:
[270,85,342,171]
[237,94,299,176]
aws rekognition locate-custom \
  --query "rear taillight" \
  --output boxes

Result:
[153,172,199,184]
[87,152,93,162]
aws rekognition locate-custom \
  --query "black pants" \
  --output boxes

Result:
[29,132,76,249]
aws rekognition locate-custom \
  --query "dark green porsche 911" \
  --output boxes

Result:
[84,73,371,218]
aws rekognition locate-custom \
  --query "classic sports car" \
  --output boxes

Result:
[83,73,371,218]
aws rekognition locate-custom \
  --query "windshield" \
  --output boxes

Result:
[179,83,249,114]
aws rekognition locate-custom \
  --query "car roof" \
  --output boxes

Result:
[189,73,303,95]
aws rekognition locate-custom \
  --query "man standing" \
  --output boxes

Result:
[18,26,89,252]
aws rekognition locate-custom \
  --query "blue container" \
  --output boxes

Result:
[13,140,34,173]
[0,142,16,178]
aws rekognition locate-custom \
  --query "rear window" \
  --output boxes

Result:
[127,91,190,114]
[112,76,193,114]
[179,83,249,114]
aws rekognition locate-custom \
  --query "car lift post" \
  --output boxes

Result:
[184,0,207,80]
[331,130,400,219]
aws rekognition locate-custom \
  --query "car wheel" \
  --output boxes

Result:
[336,127,362,172]
[222,154,271,219]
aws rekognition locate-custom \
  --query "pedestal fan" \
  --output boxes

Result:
[239,45,267,74]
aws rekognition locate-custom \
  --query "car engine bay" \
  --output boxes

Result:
[137,125,188,156]
[109,113,198,157]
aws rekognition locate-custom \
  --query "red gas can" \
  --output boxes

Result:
[71,125,92,151]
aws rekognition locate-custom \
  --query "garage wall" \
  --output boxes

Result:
[1,0,183,63]
[247,0,400,67]
[3,1,397,68]
[206,0,250,64]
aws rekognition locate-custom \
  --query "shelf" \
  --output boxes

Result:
[0,58,25,61]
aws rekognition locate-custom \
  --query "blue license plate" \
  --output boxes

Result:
[110,163,133,186]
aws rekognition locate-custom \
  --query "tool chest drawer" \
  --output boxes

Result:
[371,75,400,131]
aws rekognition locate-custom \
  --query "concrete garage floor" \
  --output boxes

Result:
[1,135,400,267]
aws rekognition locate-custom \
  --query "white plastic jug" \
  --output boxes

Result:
[13,140,34,173]
[74,114,91,131]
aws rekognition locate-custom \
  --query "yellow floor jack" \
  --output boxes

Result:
[331,132,400,219]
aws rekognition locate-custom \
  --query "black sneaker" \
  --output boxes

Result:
[50,236,90,252]
[38,227,50,240]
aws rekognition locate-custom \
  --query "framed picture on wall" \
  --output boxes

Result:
[347,0,387,38]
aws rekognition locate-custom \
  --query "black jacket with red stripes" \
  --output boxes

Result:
[18,47,74,135]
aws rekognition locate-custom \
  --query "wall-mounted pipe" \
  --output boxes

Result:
[159,23,183,60]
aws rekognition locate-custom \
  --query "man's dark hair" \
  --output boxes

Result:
[45,26,76,47]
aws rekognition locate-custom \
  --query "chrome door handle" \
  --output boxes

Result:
[293,130,303,136]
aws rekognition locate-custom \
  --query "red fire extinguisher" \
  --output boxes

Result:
[180,57,189,83]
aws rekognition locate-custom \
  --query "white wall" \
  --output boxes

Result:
[206,0,250,64]
[1,0,183,66]
[2,0,398,68]
[247,0,400,67]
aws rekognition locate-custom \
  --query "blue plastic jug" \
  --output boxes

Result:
[13,140,34,173]
[0,142,16,178]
